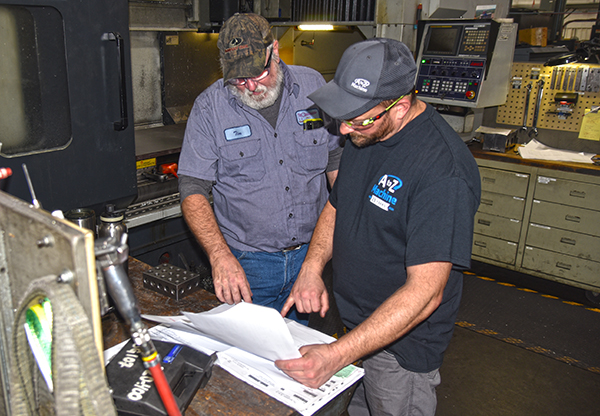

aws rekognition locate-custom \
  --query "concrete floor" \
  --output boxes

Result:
[437,326,600,416]
[437,261,600,416]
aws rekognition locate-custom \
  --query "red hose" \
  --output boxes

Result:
[148,362,182,416]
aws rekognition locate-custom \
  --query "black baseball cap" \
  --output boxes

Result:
[308,38,417,120]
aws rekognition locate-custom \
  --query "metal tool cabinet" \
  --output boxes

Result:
[472,157,600,293]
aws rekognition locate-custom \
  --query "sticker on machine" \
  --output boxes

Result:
[368,174,402,211]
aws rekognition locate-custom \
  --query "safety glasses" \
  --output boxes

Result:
[342,95,404,131]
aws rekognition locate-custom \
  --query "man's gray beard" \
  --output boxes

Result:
[228,66,284,110]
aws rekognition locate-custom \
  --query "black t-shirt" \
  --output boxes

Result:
[330,104,481,373]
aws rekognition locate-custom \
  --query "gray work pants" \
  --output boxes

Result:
[348,349,441,416]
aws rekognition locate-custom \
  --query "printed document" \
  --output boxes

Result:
[137,302,364,416]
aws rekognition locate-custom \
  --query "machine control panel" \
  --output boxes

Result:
[415,20,516,108]
[417,58,485,102]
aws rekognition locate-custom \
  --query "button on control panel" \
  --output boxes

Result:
[416,58,485,102]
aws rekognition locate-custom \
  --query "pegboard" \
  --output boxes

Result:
[496,62,600,133]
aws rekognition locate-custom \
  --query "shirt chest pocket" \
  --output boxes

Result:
[293,131,328,172]
[218,138,266,182]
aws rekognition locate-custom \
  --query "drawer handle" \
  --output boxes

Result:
[569,190,586,198]
[482,177,496,184]
[474,241,487,248]
[480,198,493,206]
[560,237,577,245]
[556,262,572,271]
[477,219,491,226]
[565,214,581,223]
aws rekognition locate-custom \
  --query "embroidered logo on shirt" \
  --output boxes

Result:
[295,108,320,125]
[224,125,252,141]
[369,174,402,211]
[351,78,370,93]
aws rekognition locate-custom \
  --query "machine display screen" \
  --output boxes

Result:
[424,26,461,55]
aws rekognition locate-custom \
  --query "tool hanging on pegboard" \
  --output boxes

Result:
[497,62,600,133]
[521,83,532,133]
[530,78,545,138]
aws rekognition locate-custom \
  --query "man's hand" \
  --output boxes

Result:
[281,265,329,318]
[181,194,251,304]
[275,343,342,389]
[211,250,252,304]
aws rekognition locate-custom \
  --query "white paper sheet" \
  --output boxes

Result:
[182,302,301,361]
[518,138,595,163]
[475,125,513,136]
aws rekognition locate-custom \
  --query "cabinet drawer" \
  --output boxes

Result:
[479,167,529,197]
[530,199,600,237]
[522,246,600,289]
[472,234,518,265]
[534,176,600,211]
[525,223,600,262]
[474,212,521,242]
[479,191,526,220]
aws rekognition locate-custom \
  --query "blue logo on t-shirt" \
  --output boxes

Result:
[369,174,402,211]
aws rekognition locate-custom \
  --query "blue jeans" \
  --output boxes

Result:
[229,244,309,325]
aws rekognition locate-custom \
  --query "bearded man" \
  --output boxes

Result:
[277,38,481,415]
[178,13,342,324]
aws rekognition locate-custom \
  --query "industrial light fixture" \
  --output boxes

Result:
[297,24,335,31]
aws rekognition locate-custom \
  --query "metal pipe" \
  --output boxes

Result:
[191,0,200,23]
[551,0,568,42]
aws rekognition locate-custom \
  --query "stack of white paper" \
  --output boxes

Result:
[138,303,364,416]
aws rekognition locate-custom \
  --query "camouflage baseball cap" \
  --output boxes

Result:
[217,13,274,82]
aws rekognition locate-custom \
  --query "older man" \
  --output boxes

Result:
[177,13,342,324]
[277,38,481,415]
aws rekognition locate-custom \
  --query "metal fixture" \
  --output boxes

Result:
[142,263,207,301]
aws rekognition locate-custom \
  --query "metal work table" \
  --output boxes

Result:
[468,141,600,176]
[102,257,355,416]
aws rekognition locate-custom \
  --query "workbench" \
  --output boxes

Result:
[468,142,600,295]
[102,257,356,416]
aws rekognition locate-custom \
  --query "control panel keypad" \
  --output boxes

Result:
[460,28,490,54]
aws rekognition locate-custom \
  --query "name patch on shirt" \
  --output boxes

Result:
[369,174,402,211]
[224,125,252,141]
[295,108,320,125]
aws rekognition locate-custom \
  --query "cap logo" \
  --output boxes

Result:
[351,78,370,93]
[229,37,243,47]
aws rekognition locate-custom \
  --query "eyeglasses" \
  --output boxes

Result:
[228,49,273,86]
[342,95,404,131]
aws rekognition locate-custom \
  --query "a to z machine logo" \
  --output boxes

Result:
[369,174,402,211]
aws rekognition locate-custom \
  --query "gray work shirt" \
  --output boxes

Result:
[178,62,342,252]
